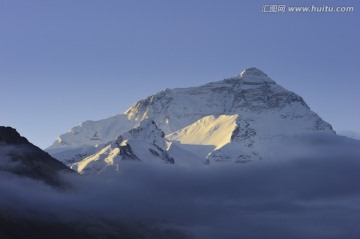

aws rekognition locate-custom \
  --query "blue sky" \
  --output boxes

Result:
[1,0,359,148]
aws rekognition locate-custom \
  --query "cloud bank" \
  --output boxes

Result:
[1,134,360,239]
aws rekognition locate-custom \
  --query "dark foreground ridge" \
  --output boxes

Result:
[0,126,75,187]
[0,127,29,145]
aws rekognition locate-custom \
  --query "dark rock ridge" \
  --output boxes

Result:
[0,126,75,187]
[0,127,29,145]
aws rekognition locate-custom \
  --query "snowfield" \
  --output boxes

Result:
[46,68,334,175]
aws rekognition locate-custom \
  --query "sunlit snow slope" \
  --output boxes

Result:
[47,67,334,174]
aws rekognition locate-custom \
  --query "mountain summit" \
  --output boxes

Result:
[240,67,267,77]
[46,68,334,174]
[239,67,273,82]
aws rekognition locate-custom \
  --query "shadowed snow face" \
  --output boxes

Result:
[1,134,360,239]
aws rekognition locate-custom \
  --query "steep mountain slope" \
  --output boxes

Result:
[71,119,174,175]
[46,115,137,165]
[47,114,136,149]
[47,67,334,171]
[167,114,238,150]
[124,67,332,134]
[0,126,74,187]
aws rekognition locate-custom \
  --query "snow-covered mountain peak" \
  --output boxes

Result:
[120,118,166,147]
[71,119,174,175]
[236,67,275,84]
[240,67,267,78]
[47,67,335,169]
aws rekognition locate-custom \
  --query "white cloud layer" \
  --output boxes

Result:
[1,134,360,239]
